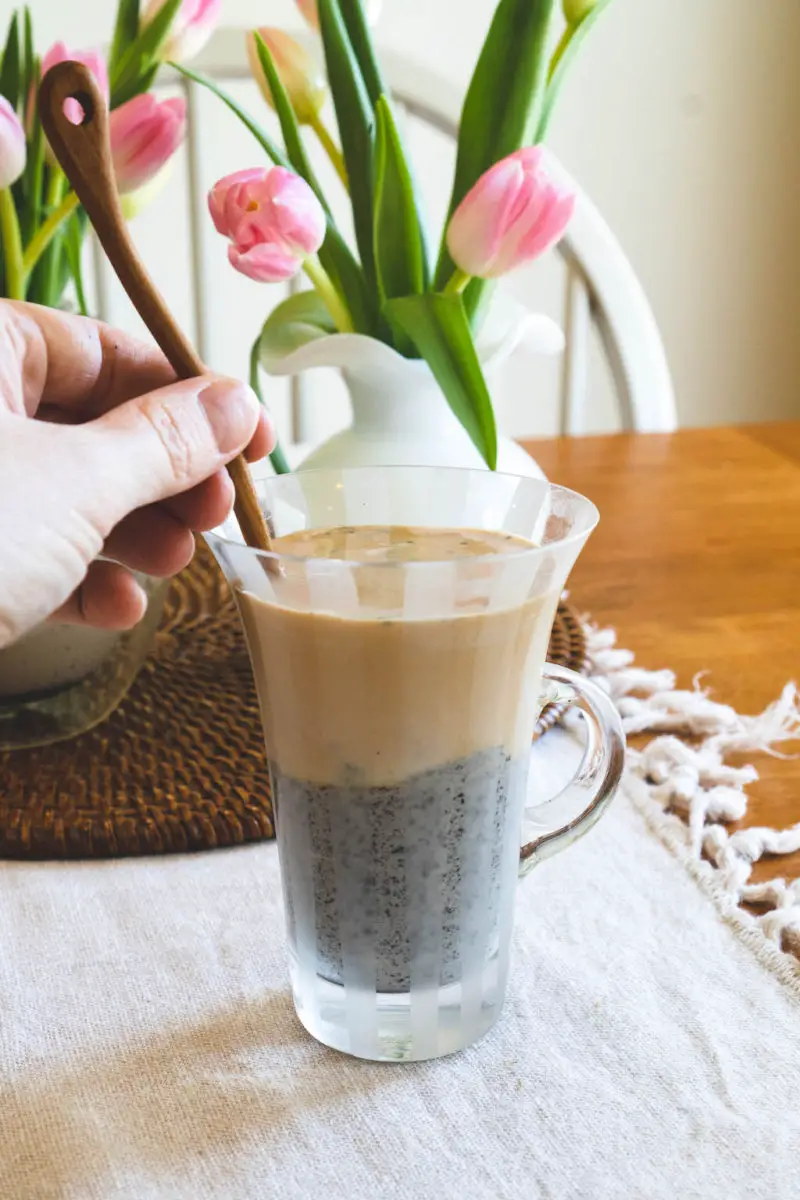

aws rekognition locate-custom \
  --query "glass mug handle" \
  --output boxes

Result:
[519,663,626,877]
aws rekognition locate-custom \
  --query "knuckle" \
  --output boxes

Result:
[138,395,201,489]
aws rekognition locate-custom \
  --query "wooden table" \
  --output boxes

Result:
[524,422,800,884]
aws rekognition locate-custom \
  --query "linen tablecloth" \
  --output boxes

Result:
[1,732,799,1199]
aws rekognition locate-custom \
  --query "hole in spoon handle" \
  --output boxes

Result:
[38,62,118,237]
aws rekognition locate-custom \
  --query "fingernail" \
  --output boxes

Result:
[199,378,259,455]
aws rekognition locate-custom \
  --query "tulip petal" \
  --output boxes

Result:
[109,93,186,194]
[0,96,26,189]
[515,188,576,265]
[142,0,222,64]
[207,163,326,281]
[41,42,109,99]
[447,158,525,277]
[208,167,269,235]
[229,242,302,283]
[445,145,576,281]
[247,27,326,125]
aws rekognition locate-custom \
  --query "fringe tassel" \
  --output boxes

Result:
[582,623,800,961]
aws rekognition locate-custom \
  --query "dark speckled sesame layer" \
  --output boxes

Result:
[272,749,529,993]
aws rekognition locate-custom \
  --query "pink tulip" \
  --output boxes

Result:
[40,42,108,126]
[142,0,222,64]
[0,97,25,188]
[446,147,576,280]
[208,166,326,283]
[109,94,186,195]
[120,164,174,221]
[296,0,382,29]
[246,28,326,125]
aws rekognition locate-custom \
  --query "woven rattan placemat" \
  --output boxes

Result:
[0,544,588,860]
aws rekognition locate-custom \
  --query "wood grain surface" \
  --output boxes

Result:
[524,421,800,884]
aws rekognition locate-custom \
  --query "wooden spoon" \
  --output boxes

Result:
[38,60,272,554]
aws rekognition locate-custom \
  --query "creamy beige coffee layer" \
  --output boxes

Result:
[238,525,558,787]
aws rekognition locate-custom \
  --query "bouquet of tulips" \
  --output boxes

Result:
[0,0,220,311]
[182,0,611,471]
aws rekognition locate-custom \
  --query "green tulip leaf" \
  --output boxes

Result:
[109,0,140,80]
[0,11,21,109]
[537,0,616,141]
[20,82,44,243]
[173,63,288,165]
[385,292,498,469]
[317,0,377,295]
[252,33,325,204]
[338,0,431,285]
[337,0,384,104]
[373,95,426,319]
[257,290,339,373]
[21,7,34,106]
[64,211,89,316]
[434,0,556,321]
[253,31,378,329]
[111,0,182,107]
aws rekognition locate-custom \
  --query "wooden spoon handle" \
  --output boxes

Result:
[37,60,272,553]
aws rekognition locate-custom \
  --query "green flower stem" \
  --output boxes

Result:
[249,334,292,475]
[21,189,80,278]
[47,168,64,211]
[548,22,576,81]
[40,171,68,306]
[267,437,292,475]
[442,267,472,296]
[308,112,349,189]
[0,189,25,300]
[302,257,354,332]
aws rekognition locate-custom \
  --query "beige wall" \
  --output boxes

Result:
[24,0,800,435]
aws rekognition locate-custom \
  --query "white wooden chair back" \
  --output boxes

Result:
[94,28,677,445]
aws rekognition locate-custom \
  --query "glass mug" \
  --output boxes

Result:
[207,466,624,1062]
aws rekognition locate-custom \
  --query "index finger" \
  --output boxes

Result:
[2,299,176,419]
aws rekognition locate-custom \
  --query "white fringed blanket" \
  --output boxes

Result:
[1,623,799,1199]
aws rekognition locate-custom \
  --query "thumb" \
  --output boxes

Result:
[85,374,261,522]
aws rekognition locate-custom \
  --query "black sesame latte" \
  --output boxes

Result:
[237,525,556,1007]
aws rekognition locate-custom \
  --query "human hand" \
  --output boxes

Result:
[0,300,273,648]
